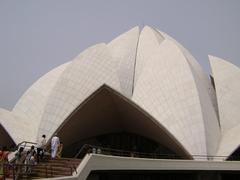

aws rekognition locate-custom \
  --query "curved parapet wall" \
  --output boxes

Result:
[74,154,240,180]
[209,55,240,158]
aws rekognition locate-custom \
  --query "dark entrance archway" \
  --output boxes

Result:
[64,132,179,158]
[227,146,240,161]
[0,123,15,149]
[56,85,191,159]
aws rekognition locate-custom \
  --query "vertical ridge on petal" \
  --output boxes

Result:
[108,26,140,98]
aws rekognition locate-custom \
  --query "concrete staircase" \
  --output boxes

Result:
[7,158,81,179]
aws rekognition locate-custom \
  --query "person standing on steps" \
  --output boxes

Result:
[15,147,26,180]
[36,134,46,163]
[56,142,63,158]
[51,134,60,159]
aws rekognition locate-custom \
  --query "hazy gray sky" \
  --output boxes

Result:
[0,0,239,110]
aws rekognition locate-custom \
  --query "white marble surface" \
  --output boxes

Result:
[210,55,240,158]
[0,27,239,160]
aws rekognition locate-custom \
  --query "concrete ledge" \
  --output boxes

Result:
[51,154,240,180]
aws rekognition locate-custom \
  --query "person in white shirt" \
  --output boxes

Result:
[36,134,46,163]
[51,134,60,159]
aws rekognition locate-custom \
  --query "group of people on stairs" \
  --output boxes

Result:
[0,134,64,179]
[15,134,63,166]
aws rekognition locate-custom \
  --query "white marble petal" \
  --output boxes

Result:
[0,108,31,143]
[38,44,121,140]
[107,26,139,98]
[133,38,207,157]
[155,29,220,156]
[210,55,240,158]
[12,62,70,142]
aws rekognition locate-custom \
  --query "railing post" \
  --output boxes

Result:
[49,165,52,178]
[12,164,15,180]
[45,164,47,178]
[0,163,3,179]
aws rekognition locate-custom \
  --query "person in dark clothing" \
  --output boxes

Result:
[36,135,46,163]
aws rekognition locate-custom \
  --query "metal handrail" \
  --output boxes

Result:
[16,141,37,149]
[73,144,240,161]
[14,142,240,161]
[74,144,92,158]
[8,141,38,163]
[74,144,184,159]
[3,144,238,179]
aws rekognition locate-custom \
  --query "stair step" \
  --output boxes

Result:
[43,162,79,165]
[38,161,79,165]
[44,158,81,162]
[44,160,81,165]
[32,167,74,174]
[8,157,81,179]
[40,161,80,165]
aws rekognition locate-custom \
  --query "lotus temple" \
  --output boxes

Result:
[1,26,240,179]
